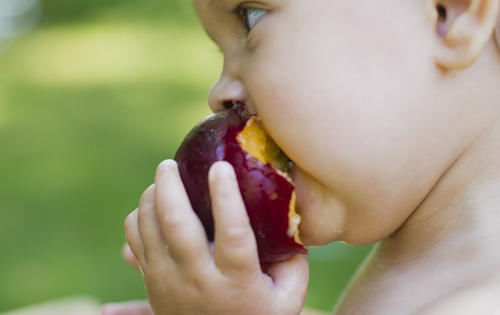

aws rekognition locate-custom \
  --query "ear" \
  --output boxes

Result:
[429,0,500,69]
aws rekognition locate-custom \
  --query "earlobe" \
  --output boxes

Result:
[433,0,500,70]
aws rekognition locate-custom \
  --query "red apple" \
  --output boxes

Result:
[174,104,307,264]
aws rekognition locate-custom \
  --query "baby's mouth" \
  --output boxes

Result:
[236,100,257,115]
[237,102,308,247]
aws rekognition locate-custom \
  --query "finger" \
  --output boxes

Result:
[154,160,210,266]
[124,209,145,264]
[102,300,154,315]
[123,242,144,276]
[266,255,309,301]
[209,161,260,274]
[122,243,139,269]
[138,184,168,263]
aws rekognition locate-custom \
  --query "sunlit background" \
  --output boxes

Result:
[0,1,372,312]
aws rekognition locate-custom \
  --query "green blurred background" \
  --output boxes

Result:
[0,0,372,312]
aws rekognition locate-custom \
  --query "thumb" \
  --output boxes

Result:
[266,254,310,300]
[102,300,154,315]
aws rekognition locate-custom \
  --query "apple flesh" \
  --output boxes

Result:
[174,104,307,264]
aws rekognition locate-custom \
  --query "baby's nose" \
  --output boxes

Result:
[208,75,247,113]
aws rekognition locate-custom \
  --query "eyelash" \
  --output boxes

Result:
[228,3,264,33]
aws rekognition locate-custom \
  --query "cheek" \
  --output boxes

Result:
[246,10,426,185]
[243,2,451,243]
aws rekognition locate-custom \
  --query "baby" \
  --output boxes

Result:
[103,0,500,314]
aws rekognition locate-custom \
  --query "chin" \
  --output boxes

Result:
[297,212,344,247]
[291,164,349,246]
[301,233,341,247]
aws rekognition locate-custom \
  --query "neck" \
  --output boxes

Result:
[367,115,500,312]
[335,115,500,315]
[384,115,500,270]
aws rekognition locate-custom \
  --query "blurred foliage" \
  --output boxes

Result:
[0,1,372,313]
[40,0,195,25]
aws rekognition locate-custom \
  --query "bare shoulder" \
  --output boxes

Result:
[415,279,500,315]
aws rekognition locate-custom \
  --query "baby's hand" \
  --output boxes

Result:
[125,160,309,315]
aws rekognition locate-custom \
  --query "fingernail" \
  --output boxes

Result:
[158,159,176,171]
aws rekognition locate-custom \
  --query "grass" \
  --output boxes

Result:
[0,9,372,313]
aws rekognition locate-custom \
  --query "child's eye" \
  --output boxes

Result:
[238,7,266,32]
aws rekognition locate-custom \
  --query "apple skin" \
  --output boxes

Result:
[174,105,307,264]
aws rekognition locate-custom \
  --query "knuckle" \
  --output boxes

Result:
[138,204,153,223]
[223,226,253,247]
[124,210,137,230]
[185,269,208,294]
[215,184,237,200]
[139,184,155,205]
[161,212,184,232]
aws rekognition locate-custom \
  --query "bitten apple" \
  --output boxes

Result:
[174,104,308,264]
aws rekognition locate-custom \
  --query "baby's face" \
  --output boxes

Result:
[194,0,469,246]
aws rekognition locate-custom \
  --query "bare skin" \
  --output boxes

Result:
[103,118,500,315]
[101,244,323,315]
[335,114,500,314]
[103,0,500,314]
